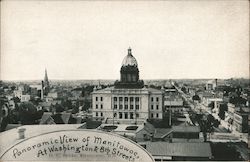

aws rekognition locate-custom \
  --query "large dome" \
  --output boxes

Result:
[121,48,138,67]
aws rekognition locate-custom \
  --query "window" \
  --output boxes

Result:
[136,105,139,110]
[151,97,154,102]
[156,97,159,102]
[101,112,103,117]
[125,113,128,119]
[125,97,128,101]
[151,113,153,118]
[96,97,98,101]
[119,104,123,109]
[156,113,159,118]
[130,105,134,109]
[96,112,98,117]
[100,97,103,101]
[135,97,139,102]
[96,104,98,109]
[114,113,117,117]
[119,112,123,119]
[114,104,117,109]
[125,105,128,109]
[156,105,159,110]
[151,105,154,110]
[136,113,139,118]
[114,97,117,101]
[130,97,134,102]
[100,104,103,109]
[119,97,123,102]
[130,113,134,119]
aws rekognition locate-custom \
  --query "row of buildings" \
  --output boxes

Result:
[180,78,249,133]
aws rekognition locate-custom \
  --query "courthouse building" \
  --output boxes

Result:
[92,48,164,124]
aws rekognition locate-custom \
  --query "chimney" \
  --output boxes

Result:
[18,128,26,139]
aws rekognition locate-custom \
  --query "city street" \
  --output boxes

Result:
[176,86,248,143]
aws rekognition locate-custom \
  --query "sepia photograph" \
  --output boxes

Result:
[0,0,249,161]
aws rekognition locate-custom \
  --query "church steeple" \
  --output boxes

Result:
[44,68,50,95]
[44,69,49,83]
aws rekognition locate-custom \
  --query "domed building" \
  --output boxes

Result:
[92,48,164,124]
[114,48,144,89]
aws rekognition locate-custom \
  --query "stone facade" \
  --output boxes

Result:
[92,87,164,124]
[92,48,164,124]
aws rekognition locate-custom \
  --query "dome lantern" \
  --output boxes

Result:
[121,48,138,67]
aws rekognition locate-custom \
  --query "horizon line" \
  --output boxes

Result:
[1,77,249,82]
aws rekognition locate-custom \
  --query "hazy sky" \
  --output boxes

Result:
[1,0,249,80]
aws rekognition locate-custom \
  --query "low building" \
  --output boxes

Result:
[206,79,217,91]
[171,126,203,142]
[164,92,185,114]
[13,90,23,99]
[139,142,212,161]
[20,95,30,102]
[8,100,15,110]
[47,92,58,99]
[233,108,249,133]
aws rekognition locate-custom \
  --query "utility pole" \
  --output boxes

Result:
[111,93,114,125]
[135,102,137,125]
[169,92,172,126]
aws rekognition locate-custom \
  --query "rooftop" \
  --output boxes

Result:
[142,142,212,158]
[153,128,172,139]
[92,86,163,94]
[172,126,200,133]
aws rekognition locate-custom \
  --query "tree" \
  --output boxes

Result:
[192,95,200,101]
[61,99,72,110]
[82,100,90,111]
[12,97,20,104]
[211,143,243,160]
[181,87,187,93]
[10,86,16,91]
[229,97,246,105]
[218,103,228,120]
[54,103,65,113]
[208,102,215,109]
[199,115,213,141]
[71,104,79,114]
[19,102,40,125]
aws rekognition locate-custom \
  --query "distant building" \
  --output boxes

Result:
[206,79,217,91]
[164,91,184,113]
[14,90,23,99]
[92,48,164,124]
[47,92,58,99]
[20,95,30,102]
[8,100,15,110]
[30,84,43,99]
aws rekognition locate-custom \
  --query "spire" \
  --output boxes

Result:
[43,68,50,95]
[44,68,48,82]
